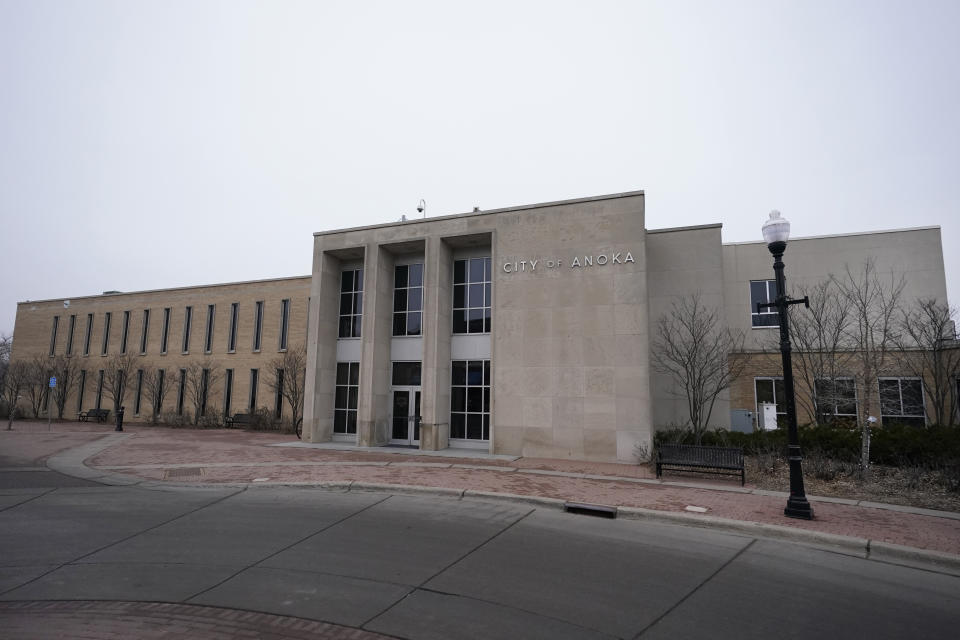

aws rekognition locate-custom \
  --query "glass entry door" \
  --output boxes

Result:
[390,388,421,445]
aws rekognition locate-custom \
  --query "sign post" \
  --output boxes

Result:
[48,377,56,430]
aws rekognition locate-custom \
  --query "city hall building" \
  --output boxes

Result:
[10,191,950,462]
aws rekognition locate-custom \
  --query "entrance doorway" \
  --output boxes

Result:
[390,388,421,445]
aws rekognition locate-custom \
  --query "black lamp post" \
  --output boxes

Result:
[758,211,814,520]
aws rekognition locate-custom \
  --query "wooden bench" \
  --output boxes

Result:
[225,413,252,428]
[656,444,745,486]
[78,408,111,423]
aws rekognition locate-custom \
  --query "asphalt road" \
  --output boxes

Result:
[1,462,958,640]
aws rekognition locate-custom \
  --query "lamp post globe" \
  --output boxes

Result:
[761,209,813,520]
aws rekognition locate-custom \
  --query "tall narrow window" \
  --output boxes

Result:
[249,369,259,411]
[83,313,93,356]
[338,269,363,338]
[451,360,491,440]
[101,312,112,355]
[139,309,150,354]
[155,370,166,416]
[453,257,492,334]
[274,368,284,419]
[182,306,193,353]
[334,362,359,434]
[279,299,290,350]
[393,264,423,336]
[160,307,171,354]
[66,315,76,356]
[96,370,105,410]
[750,280,779,328]
[77,370,87,413]
[253,301,264,351]
[134,369,144,416]
[177,369,187,415]
[200,369,209,417]
[120,310,130,354]
[224,369,234,417]
[227,303,239,352]
[204,304,215,353]
[49,316,59,356]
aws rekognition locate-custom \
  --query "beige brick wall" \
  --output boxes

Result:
[11,276,310,422]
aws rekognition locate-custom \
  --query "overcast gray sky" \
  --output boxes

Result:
[1,0,957,336]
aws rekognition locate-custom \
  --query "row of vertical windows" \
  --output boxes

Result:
[334,362,360,434]
[453,258,492,334]
[339,269,364,338]
[47,300,290,356]
[393,264,423,336]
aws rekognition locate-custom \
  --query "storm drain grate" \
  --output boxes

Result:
[165,467,204,479]
[563,502,618,519]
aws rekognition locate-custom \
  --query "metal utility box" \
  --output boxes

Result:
[730,410,754,433]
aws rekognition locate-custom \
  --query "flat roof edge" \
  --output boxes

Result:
[17,275,312,306]
[313,190,646,237]
[723,225,942,246]
[647,223,723,234]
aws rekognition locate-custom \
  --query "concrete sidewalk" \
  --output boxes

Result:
[4,421,960,568]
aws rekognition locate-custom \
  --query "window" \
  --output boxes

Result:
[96,370,105,410]
[134,369,144,416]
[451,360,490,440]
[77,370,86,413]
[200,368,210,417]
[754,377,786,425]
[279,299,290,350]
[139,310,150,354]
[393,264,423,336]
[160,308,171,354]
[253,301,264,351]
[83,313,93,356]
[204,304,215,353]
[249,369,259,411]
[879,377,926,427]
[392,361,422,386]
[453,257,491,334]
[155,370,166,416]
[334,362,359,434]
[182,306,193,353]
[49,316,59,356]
[814,378,858,420]
[66,315,76,356]
[224,369,234,416]
[339,269,363,338]
[750,280,779,328]
[274,368,284,419]
[120,310,130,354]
[177,369,187,415]
[227,303,239,352]
[101,312,112,355]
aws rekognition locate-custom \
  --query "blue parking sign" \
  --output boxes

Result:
[49,377,56,388]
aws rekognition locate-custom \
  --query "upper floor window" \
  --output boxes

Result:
[279,299,290,350]
[101,312,112,355]
[204,304,215,353]
[253,301,264,351]
[49,315,59,356]
[160,308,171,354]
[228,303,239,352]
[83,313,93,356]
[453,257,491,334]
[139,310,150,354]
[394,264,423,336]
[182,306,193,353]
[339,269,363,338]
[66,315,76,356]
[120,310,131,354]
[750,280,778,328]
[879,377,925,427]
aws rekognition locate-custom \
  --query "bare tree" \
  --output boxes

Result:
[50,355,80,419]
[895,299,960,426]
[2,361,28,429]
[267,344,307,435]
[834,259,905,475]
[652,294,747,444]
[784,279,856,425]
[102,354,138,415]
[22,355,49,418]
[140,365,174,425]
[183,359,223,425]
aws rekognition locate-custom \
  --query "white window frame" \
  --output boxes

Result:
[750,279,779,329]
[878,376,926,426]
